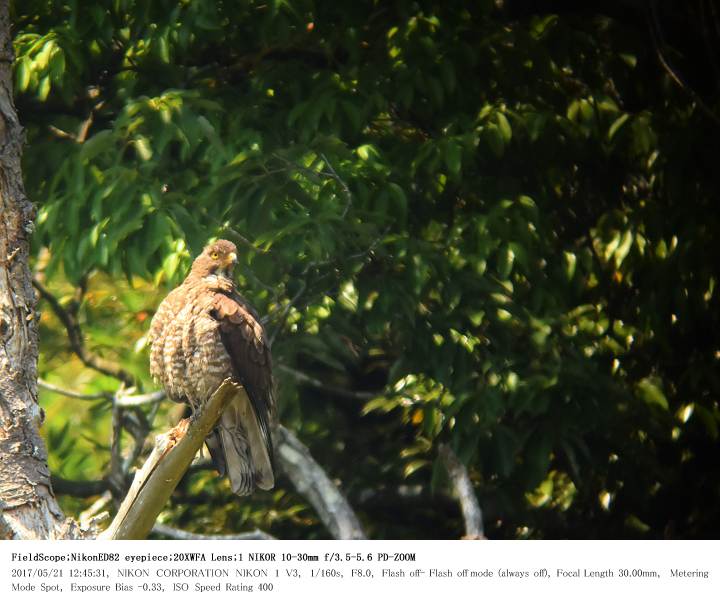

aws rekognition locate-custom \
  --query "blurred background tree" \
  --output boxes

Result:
[11,0,720,538]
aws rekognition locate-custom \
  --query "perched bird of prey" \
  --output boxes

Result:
[149,240,275,496]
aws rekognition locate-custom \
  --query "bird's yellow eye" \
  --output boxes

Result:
[210,252,219,259]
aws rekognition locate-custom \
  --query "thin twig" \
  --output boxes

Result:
[700,0,720,87]
[100,379,243,540]
[109,405,124,495]
[78,491,112,528]
[206,222,280,296]
[223,226,267,255]
[152,523,275,540]
[38,379,165,407]
[268,281,306,347]
[647,1,720,126]
[299,228,386,277]
[33,280,158,499]
[113,390,166,407]
[270,152,333,184]
[38,378,110,401]
[121,409,152,476]
[319,153,353,218]
[438,444,484,539]
[33,278,134,384]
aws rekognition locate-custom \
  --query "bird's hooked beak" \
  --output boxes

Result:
[218,251,237,278]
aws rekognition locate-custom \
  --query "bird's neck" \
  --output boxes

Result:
[197,273,235,292]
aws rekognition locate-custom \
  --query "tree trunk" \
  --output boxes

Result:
[0,1,65,539]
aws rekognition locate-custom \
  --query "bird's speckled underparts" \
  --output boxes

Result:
[148,240,275,496]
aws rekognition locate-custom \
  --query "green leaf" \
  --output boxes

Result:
[694,405,719,440]
[341,100,362,131]
[492,426,519,478]
[16,57,31,92]
[495,112,512,144]
[387,183,408,223]
[613,230,633,267]
[484,124,505,157]
[157,35,170,63]
[133,136,153,161]
[444,141,462,177]
[287,101,308,128]
[497,245,515,279]
[608,114,630,141]
[521,431,554,489]
[80,130,115,161]
[636,377,669,411]
[49,48,66,83]
[525,111,547,142]
[563,251,576,281]
[403,459,430,478]
[356,144,378,161]
[162,251,182,281]
[37,75,51,101]
[35,40,54,70]
[619,53,637,68]
[579,99,594,123]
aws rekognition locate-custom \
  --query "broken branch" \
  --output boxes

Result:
[100,379,242,540]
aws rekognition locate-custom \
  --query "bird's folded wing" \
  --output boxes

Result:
[211,292,275,477]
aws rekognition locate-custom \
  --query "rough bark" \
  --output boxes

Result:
[0,1,66,539]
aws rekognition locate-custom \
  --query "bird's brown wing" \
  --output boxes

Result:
[211,291,275,490]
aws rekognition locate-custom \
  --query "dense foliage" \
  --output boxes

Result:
[12,0,720,538]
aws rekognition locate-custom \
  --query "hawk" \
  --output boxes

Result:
[149,240,274,495]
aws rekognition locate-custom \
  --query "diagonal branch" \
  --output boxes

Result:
[438,443,484,539]
[646,0,720,127]
[275,425,366,539]
[100,379,242,540]
[268,281,306,347]
[38,378,111,401]
[320,153,353,218]
[41,378,370,540]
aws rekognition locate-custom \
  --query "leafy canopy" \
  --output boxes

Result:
[14,0,720,537]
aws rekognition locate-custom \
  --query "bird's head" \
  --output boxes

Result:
[192,239,238,280]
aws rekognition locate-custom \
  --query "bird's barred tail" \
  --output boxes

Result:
[205,384,274,496]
